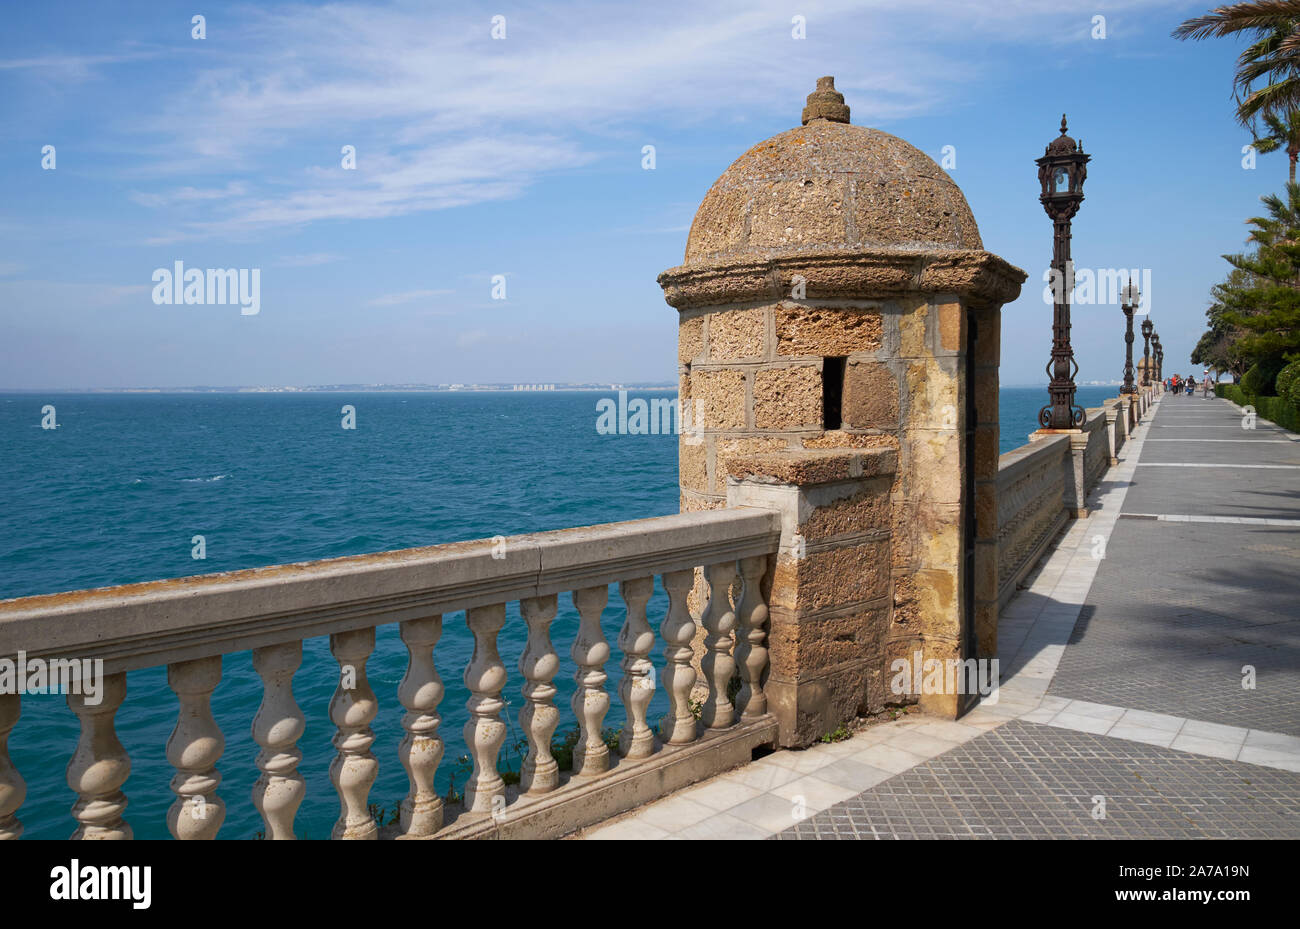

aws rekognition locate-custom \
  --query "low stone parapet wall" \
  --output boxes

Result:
[996,434,1069,610]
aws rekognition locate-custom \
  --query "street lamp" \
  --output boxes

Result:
[1141,317,1153,387]
[1036,115,1090,429]
[1154,336,1163,383]
[1120,278,1139,395]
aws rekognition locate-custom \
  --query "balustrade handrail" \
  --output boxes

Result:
[0,508,782,674]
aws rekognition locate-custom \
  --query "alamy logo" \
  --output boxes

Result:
[50,859,151,909]
[889,651,999,703]
[595,390,702,441]
[0,651,103,705]
[1043,263,1151,309]
[151,261,261,315]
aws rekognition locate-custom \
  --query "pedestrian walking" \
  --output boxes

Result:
[1201,371,1214,398]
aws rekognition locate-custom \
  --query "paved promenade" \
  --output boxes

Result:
[578,391,1300,839]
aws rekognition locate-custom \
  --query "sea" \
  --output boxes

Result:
[0,384,1117,838]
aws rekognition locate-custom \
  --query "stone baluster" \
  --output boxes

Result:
[398,616,444,836]
[67,672,130,840]
[463,604,507,814]
[700,561,739,729]
[166,655,226,839]
[518,595,560,794]
[734,555,770,718]
[0,693,23,840]
[251,641,305,840]
[658,568,698,744]
[329,628,379,839]
[617,577,656,758]
[570,585,611,776]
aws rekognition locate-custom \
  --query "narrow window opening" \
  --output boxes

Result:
[822,356,846,430]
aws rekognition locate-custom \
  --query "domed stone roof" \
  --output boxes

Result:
[683,77,982,265]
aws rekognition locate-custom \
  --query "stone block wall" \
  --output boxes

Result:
[996,434,1069,610]
[727,448,896,747]
[677,298,902,515]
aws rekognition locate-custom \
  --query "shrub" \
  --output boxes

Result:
[1257,395,1300,433]
[1276,360,1300,404]
[1280,360,1300,410]
[1241,356,1287,397]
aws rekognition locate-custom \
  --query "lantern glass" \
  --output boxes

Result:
[1052,168,1067,194]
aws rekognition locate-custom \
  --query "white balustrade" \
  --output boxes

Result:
[519,595,560,794]
[734,556,770,718]
[617,577,656,759]
[463,604,507,814]
[251,641,306,840]
[329,628,379,839]
[0,693,23,840]
[398,616,445,836]
[659,568,698,745]
[0,510,779,839]
[67,672,131,840]
[570,586,611,776]
[166,655,226,840]
[700,562,738,729]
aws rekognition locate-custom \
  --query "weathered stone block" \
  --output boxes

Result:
[770,538,891,614]
[904,360,959,429]
[679,314,704,365]
[708,307,766,360]
[715,436,789,493]
[678,433,708,494]
[690,368,746,430]
[898,300,929,359]
[765,662,877,748]
[796,476,892,542]
[775,303,882,356]
[843,360,899,429]
[753,364,821,429]
[936,299,962,353]
[891,567,959,640]
[907,429,962,506]
[800,431,898,450]
[767,603,889,679]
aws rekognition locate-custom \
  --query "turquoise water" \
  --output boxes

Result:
[0,384,1114,838]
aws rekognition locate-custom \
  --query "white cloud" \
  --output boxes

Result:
[276,253,344,267]
[367,289,454,306]
[129,182,249,208]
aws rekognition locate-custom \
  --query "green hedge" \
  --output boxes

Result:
[1216,383,1300,433]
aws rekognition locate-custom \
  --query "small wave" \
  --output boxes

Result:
[181,474,230,483]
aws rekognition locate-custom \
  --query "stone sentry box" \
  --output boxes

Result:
[658,78,1026,746]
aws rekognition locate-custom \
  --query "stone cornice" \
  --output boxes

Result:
[658,248,1027,310]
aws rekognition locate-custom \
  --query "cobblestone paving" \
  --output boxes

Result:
[772,395,1300,840]
[1049,398,1300,735]
[774,720,1300,839]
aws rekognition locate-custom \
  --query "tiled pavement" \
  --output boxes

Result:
[777,721,1300,839]
[578,393,1300,840]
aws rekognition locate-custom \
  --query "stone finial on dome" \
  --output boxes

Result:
[801,76,850,125]
[1045,113,1079,154]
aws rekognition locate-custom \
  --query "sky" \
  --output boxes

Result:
[0,0,1279,389]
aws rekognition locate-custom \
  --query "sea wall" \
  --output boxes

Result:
[996,392,1146,610]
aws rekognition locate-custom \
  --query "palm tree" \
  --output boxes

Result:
[1253,109,1300,181]
[1173,1,1300,126]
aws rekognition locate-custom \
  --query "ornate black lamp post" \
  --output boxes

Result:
[1141,317,1153,387]
[1120,277,1139,395]
[1154,336,1163,382]
[1036,115,1090,429]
